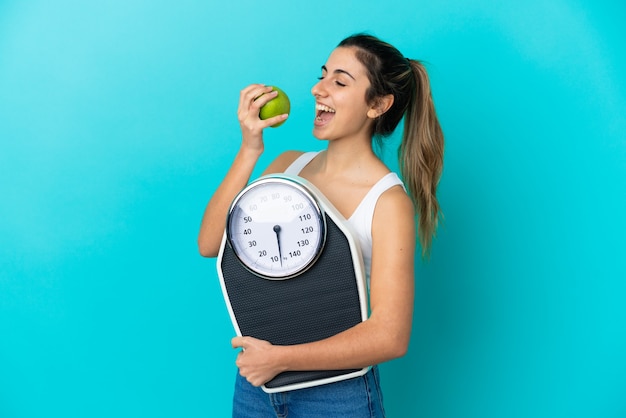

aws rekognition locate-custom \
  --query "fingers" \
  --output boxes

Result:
[240,83,270,100]
[236,84,287,150]
[231,335,268,350]
[231,336,245,349]
[239,84,268,102]
[232,336,278,387]
[264,113,289,126]
[238,84,276,113]
[237,84,285,135]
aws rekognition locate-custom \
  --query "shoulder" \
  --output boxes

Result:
[372,184,415,240]
[375,184,414,218]
[262,150,305,175]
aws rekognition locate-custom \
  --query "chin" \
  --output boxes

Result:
[312,128,330,141]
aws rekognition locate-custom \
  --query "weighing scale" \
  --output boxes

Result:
[217,174,370,393]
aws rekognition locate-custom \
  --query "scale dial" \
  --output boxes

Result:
[226,176,326,279]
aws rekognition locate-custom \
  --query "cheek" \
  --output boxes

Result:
[338,110,374,136]
[343,102,373,124]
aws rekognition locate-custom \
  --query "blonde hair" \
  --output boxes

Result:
[338,34,444,254]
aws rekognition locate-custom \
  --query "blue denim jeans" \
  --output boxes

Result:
[232,367,386,417]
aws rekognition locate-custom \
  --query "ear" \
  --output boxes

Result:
[367,94,394,119]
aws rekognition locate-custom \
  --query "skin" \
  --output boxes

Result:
[198,46,416,387]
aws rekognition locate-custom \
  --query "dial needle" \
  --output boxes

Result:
[273,225,283,267]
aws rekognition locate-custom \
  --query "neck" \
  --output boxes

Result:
[317,136,378,176]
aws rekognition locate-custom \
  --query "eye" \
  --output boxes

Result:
[335,81,346,87]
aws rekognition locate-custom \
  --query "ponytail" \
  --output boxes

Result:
[338,34,444,255]
[400,60,444,255]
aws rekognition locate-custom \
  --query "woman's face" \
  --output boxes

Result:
[311,47,376,141]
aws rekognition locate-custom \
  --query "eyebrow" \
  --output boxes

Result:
[321,65,356,80]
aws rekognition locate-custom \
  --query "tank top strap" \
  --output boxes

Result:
[349,172,405,223]
[283,151,321,175]
[347,172,405,285]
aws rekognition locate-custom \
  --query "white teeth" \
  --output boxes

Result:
[315,104,335,113]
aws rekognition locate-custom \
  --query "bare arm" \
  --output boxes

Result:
[233,186,416,385]
[197,84,289,257]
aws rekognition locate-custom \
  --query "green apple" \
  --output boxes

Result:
[258,86,290,128]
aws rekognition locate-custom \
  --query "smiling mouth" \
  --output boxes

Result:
[315,103,335,124]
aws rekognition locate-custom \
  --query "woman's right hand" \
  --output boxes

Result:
[237,84,289,152]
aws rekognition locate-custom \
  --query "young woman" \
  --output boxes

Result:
[198,34,444,417]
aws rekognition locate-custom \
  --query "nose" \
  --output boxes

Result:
[311,78,326,98]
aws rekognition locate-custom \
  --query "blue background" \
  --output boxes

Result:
[1,1,625,417]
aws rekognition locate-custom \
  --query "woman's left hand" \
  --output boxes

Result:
[232,336,285,387]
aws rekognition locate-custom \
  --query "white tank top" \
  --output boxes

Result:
[284,151,405,282]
